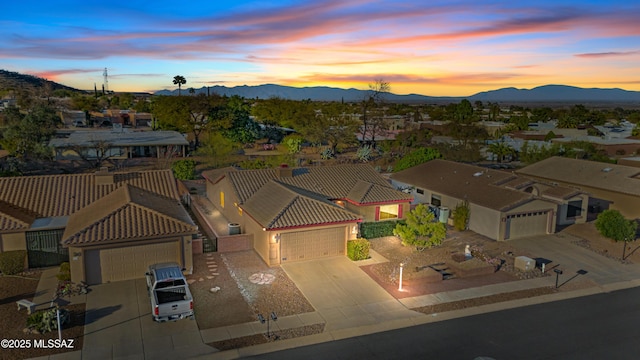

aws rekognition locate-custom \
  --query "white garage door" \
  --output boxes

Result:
[505,211,550,240]
[85,241,180,284]
[280,227,346,263]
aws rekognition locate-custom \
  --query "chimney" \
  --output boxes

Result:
[276,164,293,178]
[95,166,114,185]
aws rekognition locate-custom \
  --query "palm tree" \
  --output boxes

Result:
[173,75,186,96]
[487,141,515,163]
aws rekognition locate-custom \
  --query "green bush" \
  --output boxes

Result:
[0,250,27,275]
[360,220,404,239]
[171,159,197,180]
[347,238,370,261]
[56,262,71,282]
[27,308,70,334]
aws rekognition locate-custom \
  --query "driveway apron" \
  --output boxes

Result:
[281,256,421,331]
[83,278,211,359]
[509,233,640,285]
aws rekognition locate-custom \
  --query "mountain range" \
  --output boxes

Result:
[155,84,640,104]
[2,69,640,104]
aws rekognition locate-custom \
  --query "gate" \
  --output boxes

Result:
[26,229,68,268]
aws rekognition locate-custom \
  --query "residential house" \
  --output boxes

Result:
[49,129,189,160]
[202,164,412,266]
[390,160,587,241]
[0,168,197,285]
[516,156,640,219]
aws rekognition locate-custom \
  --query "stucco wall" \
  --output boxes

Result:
[1,232,26,252]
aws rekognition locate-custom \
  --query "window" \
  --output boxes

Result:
[416,188,424,195]
[567,200,582,218]
[220,191,225,208]
[431,194,441,207]
[379,205,399,220]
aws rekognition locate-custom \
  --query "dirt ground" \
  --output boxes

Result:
[0,271,85,360]
[564,222,640,264]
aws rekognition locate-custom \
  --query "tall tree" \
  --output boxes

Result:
[303,102,358,154]
[172,75,187,96]
[360,79,390,146]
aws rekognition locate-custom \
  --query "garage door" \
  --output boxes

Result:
[505,211,550,240]
[85,241,180,284]
[280,227,346,263]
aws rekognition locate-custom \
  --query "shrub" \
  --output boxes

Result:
[452,201,470,231]
[171,159,197,180]
[360,221,403,239]
[56,262,71,282]
[0,250,27,275]
[347,238,370,261]
[27,307,70,334]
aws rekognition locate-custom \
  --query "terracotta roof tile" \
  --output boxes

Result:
[0,170,180,220]
[62,184,196,246]
[243,181,360,230]
[225,164,407,204]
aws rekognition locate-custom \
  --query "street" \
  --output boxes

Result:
[248,286,640,360]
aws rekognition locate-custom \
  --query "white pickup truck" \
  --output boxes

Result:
[145,262,194,322]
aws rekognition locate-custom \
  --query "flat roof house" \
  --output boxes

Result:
[49,129,189,160]
[202,164,412,266]
[0,169,197,285]
[390,160,587,241]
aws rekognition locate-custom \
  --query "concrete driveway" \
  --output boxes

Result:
[509,233,640,285]
[281,256,422,331]
[82,278,215,359]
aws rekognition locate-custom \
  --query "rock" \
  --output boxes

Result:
[187,279,196,284]
[210,286,221,293]
[23,328,30,334]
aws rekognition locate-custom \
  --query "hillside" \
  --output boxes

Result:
[156,83,640,104]
[0,69,79,95]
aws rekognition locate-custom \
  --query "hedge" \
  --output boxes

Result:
[360,220,404,239]
[347,238,370,261]
[0,250,27,275]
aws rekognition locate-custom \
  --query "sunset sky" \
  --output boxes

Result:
[2,0,639,96]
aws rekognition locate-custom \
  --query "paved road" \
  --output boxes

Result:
[247,286,640,360]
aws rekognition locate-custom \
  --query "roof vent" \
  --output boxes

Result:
[602,167,613,172]
[473,172,483,177]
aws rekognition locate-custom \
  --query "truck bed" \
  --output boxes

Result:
[155,288,189,304]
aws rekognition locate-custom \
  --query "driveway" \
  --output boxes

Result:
[509,233,640,285]
[82,279,215,359]
[281,256,422,331]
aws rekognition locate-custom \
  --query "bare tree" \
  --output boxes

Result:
[69,139,116,168]
[359,79,390,146]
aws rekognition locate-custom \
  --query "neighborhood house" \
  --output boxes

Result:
[390,159,588,241]
[202,164,413,266]
[0,168,197,285]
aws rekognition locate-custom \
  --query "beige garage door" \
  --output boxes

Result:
[280,227,346,263]
[85,241,180,284]
[505,211,549,240]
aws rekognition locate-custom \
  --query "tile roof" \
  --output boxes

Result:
[242,181,360,230]
[62,184,196,246]
[224,164,411,205]
[390,160,554,211]
[516,156,640,197]
[0,200,38,231]
[0,170,180,220]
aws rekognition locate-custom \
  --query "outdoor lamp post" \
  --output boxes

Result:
[398,263,404,291]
